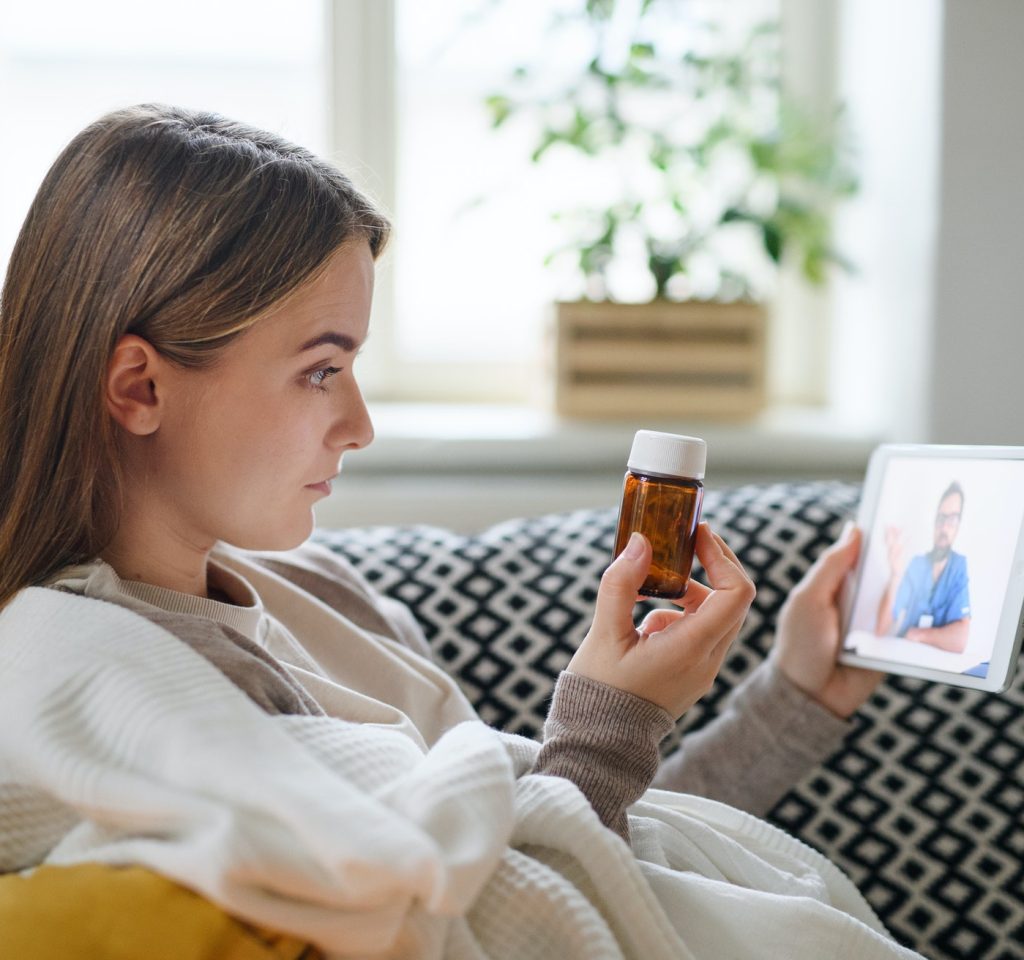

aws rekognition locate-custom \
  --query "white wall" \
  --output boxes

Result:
[773,0,839,407]
[830,0,1024,446]
[928,0,1024,445]
[829,0,942,441]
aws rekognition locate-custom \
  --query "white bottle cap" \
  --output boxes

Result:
[627,430,706,480]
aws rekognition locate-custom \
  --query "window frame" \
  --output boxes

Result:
[326,0,835,407]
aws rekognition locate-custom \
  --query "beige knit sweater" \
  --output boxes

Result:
[45,539,849,841]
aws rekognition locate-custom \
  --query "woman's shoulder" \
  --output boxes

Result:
[1,581,158,638]
[215,541,431,657]
[37,557,114,594]
[216,540,372,604]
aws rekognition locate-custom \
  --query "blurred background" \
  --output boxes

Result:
[1,0,1021,531]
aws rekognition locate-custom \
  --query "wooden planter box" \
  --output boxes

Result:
[553,299,767,419]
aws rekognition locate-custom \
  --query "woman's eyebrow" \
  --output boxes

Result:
[294,332,361,354]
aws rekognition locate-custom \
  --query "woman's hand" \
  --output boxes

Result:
[773,523,884,718]
[567,523,756,719]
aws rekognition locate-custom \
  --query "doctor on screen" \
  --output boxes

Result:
[875,481,972,652]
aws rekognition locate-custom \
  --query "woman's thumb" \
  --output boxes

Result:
[592,532,651,631]
[812,522,861,593]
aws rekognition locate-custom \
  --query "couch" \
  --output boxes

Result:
[313,480,1024,960]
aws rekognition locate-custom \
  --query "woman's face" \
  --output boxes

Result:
[149,240,375,552]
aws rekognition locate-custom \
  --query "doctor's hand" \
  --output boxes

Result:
[567,523,756,720]
[773,523,884,719]
[884,525,906,578]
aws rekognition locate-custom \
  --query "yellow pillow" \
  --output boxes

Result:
[0,863,321,959]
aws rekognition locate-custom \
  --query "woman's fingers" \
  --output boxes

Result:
[644,526,753,645]
[591,531,653,641]
[708,526,746,571]
[653,526,753,645]
[667,578,712,611]
[637,608,684,636]
[808,523,861,601]
[647,526,752,637]
[571,522,756,719]
[695,523,756,602]
[594,525,746,650]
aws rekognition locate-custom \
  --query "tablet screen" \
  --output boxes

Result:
[843,452,1024,682]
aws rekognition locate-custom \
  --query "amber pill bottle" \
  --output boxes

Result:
[612,430,706,600]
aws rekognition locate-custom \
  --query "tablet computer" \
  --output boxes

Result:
[839,444,1024,693]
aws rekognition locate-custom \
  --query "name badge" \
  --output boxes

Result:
[917,614,934,629]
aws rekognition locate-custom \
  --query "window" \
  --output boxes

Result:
[387,0,571,403]
[2,0,832,411]
[366,0,829,406]
[0,0,326,265]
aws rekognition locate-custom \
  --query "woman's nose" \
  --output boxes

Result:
[327,378,374,451]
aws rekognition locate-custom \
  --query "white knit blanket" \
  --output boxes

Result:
[0,588,924,959]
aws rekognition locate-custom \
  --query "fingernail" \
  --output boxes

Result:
[623,531,646,560]
[840,520,855,541]
[701,523,722,549]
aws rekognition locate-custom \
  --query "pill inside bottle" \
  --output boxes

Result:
[612,431,706,600]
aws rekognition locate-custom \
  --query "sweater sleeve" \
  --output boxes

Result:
[534,671,675,842]
[651,657,851,816]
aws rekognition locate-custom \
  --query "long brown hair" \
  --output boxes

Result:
[0,103,390,611]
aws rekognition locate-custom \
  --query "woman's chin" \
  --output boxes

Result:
[225,515,315,553]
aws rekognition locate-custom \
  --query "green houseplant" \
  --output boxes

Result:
[484,2,857,418]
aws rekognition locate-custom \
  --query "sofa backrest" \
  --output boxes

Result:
[315,480,1023,960]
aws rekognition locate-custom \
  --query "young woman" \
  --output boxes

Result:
[0,105,910,959]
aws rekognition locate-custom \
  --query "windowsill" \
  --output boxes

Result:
[349,401,882,481]
[316,401,879,531]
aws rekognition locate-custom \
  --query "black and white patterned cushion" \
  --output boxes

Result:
[313,481,1024,960]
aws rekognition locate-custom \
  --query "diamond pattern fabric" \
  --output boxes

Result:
[314,481,1024,960]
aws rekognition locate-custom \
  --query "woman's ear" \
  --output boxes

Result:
[105,334,164,436]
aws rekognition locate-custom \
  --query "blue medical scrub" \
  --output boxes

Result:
[891,550,971,637]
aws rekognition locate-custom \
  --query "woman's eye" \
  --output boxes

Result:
[307,366,341,392]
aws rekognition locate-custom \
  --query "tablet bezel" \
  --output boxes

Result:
[839,443,1024,693]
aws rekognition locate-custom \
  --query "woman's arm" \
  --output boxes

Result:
[537,524,884,837]
[535,657,849,836]
[534,671,674,840]
[534,524,754,840]
[650,658,849,816]
[657,525,884,814]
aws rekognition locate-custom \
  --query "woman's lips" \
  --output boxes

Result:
[306,470,340,494]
